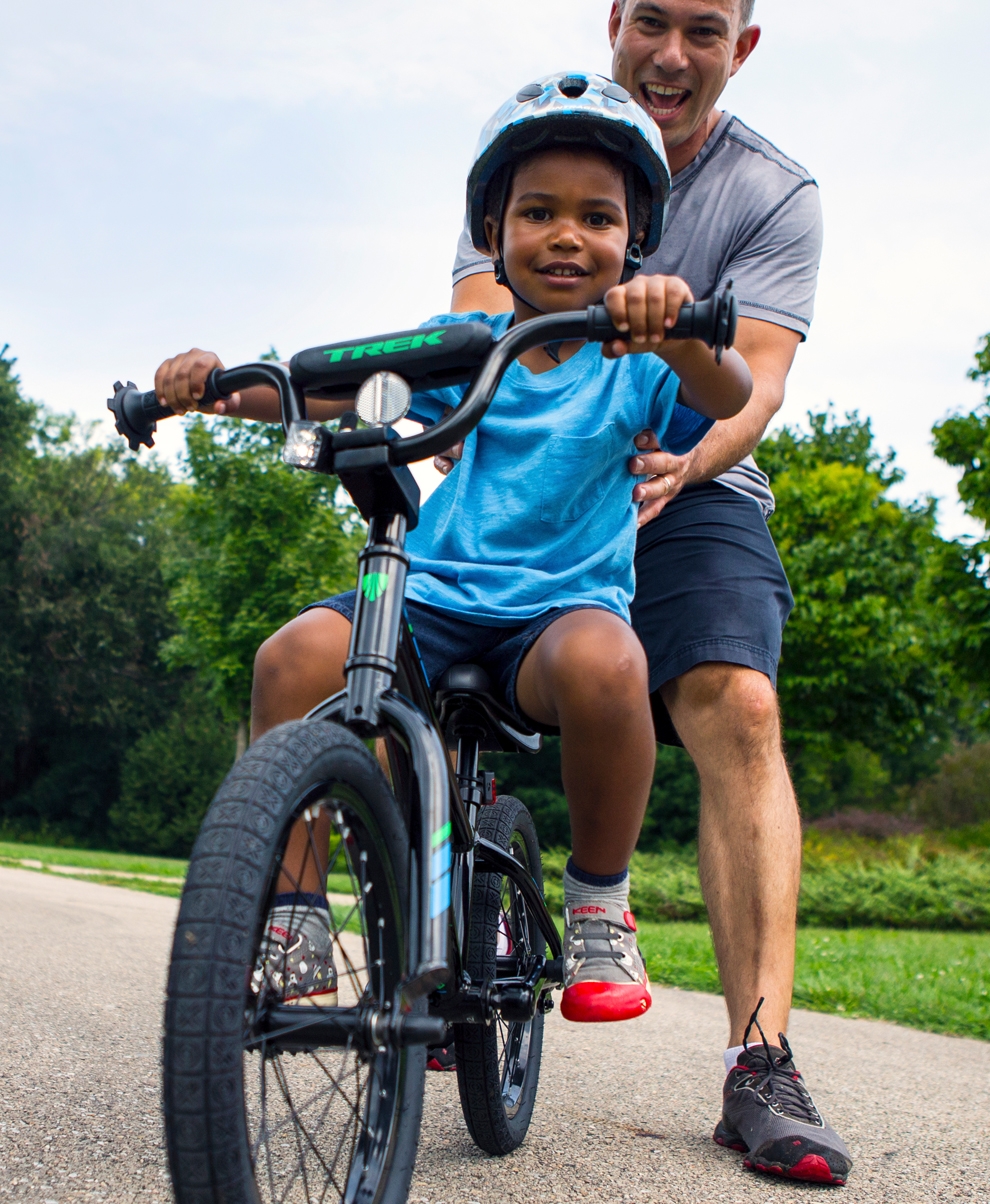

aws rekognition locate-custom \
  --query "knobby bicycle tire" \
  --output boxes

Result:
[163,719,425,1204]
[453,795,545,1154]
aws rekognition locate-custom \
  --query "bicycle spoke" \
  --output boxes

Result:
[271,1055,342,1202]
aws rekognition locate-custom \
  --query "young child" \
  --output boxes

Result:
[154,73,752,1022]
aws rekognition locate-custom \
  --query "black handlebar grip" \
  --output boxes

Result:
[586,282,738,363]
[107,369,229,451]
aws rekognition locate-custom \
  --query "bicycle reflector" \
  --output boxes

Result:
[355,372,412,427]
[283,420,330,471]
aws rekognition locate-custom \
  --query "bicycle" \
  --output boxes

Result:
[108,287,736,1204]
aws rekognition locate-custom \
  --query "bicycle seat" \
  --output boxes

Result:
[433,664,542,755]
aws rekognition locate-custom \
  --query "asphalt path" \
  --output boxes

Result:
[1,866,987,1204]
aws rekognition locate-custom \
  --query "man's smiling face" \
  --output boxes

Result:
[609,1,757,153]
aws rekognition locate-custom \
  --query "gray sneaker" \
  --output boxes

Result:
[253,903,338,1006]
[715,1004,852,1184]
[560,899,651,1023]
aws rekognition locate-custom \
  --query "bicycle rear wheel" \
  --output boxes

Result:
[163,719,424,1204]
[453,795,545,1154]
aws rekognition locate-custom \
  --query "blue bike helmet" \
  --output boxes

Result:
[467,72,671,285]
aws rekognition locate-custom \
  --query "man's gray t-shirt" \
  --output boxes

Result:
[451,112,823,517]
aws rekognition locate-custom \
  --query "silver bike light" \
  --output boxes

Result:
[355,372,412,427]
[282,420,329,470]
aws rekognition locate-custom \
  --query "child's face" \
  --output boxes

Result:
[485,149,630,315]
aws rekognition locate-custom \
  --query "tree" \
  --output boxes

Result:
[763,409,956,816]
[930,333,990,709]
[0,363,181,844]
[162,418,365,745]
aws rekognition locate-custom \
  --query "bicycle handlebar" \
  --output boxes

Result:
[107,286,737,455]
[392,285,737,466]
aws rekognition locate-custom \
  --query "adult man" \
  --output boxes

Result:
[448,1,851,1186]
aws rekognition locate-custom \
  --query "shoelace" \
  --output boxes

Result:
[736,998,823,1127]
[570,919,633,969]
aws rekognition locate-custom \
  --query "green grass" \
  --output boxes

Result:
[326,871,358,896]
[636,920,990,1041]
[0,840,188,877]
[53,872,184,897]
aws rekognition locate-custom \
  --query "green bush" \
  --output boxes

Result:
[540,831,990,931]
[910,741,990,828]
[797,851,990,929]
[109,685,236,857]
[485,738,699,850]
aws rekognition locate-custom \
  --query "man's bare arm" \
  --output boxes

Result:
[630,317,801,525]
[451,271,511,315]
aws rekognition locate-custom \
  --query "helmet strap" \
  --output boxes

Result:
[620,167,644,284]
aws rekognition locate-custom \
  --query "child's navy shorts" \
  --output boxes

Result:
[631,481,793,746]
[301,592,608,727]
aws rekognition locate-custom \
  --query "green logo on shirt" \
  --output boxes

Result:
[361,572,390,602]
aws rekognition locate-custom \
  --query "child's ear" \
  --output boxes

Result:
[483,214,499,255]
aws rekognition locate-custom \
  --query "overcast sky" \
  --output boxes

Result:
[2,0,988,533]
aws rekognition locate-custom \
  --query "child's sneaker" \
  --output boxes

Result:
[253,903,338,1006]
[426,1044,457,1071]
[560,900,651,1022]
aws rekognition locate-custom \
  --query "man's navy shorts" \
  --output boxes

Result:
[631,482,793,746]
[301,592,607,729]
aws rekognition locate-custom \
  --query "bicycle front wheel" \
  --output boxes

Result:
[163,719,424,1204]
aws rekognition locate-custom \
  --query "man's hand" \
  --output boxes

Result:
[630,430,697,526]
[431,405,463,475]
[154,348,241,415]
[434,444,463,475]
[627,318,804,527]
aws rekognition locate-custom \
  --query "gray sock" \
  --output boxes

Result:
[562,865,630,916]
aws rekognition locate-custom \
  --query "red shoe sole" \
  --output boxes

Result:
[560,981,651,1023]
[744,1153,845,1185]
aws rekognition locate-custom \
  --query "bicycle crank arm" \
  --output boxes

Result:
[473,836,563,959]
[250,1005,447,1054]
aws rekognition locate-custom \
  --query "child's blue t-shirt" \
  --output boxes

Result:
[404,311,713,626]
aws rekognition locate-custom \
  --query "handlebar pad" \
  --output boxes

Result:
[586,283,738,361]
[107,370,227,451]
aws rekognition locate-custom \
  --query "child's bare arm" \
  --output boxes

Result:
[601,276,752,420]
[154,348,351,423]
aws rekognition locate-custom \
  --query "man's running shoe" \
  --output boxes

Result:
[252,902,338,1006]
[714,1002,852,1185]
[560,900,651,1022]
[426,1044,457,1072]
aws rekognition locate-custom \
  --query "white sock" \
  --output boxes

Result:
[723,1044,746,1074]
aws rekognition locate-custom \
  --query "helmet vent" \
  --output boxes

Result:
[516,82,543,103]
[558,76,589,98]
[602,83,631,103]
